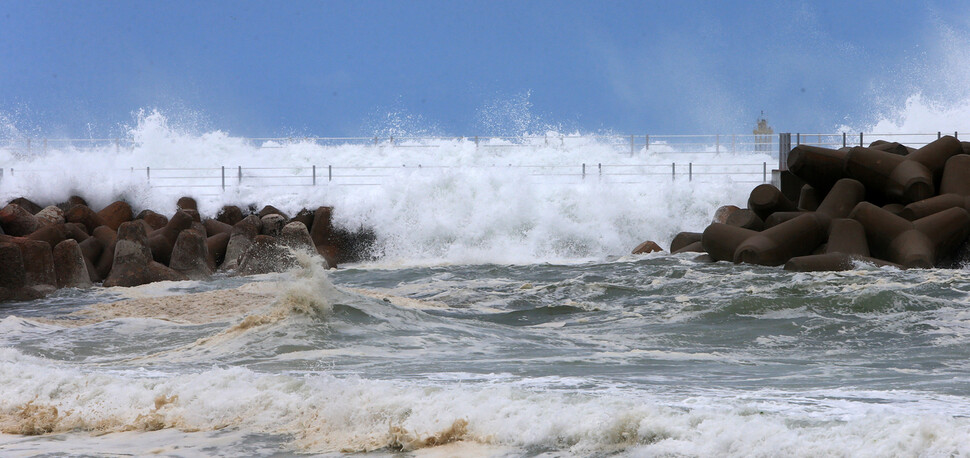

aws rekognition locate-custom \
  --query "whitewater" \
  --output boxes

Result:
[2,96,970,456]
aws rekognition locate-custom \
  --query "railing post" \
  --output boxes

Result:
[778,133,792,171]
[796,133,800,146]
[671,162,676,181]
[312,165,316,186]
[763,162,767,183]
[598,163,602,177]
[645,134,649,150]
[859,132,863,147]
[238,166,242,184]
[0,168,4,185]
[716,134,720,153]
[956,131,959,140]
[582,163,586,180]
[689,162,692,182]
[328,165,332,182]
[938,131,942,139]
[843,132,847,148]
[147,167,150,183]
[630,135,635,156]
[221,166,225,191]
[474,136,479,149]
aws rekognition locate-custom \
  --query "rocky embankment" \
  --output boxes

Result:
[641,136,970,271]
[0,196,374,302]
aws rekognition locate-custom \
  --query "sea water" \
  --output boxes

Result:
[2,101,970,455]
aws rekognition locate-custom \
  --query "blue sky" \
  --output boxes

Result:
[2,0,970,137]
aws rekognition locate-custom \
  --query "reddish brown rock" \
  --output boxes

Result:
[147,211,193,265]
[310,206,334,246]
[216,205,244,226]
[206,232,230,267]
[25,224,67,248]
[20,240,56,287]
[237,235,297,275]
[258,205,288,220]
[169,229,212,280]
[136,209,169,230]
[632,240,662,254]
[65,205,107,233]
[92,226,118,280]
[104,222,188,287]
[53,239,93,288]
[260,214,286,237]
[0,242,26,289]
[290,208,315,230]
[97,201,133,230]
[222,215,261,270]
[35,206,66,226]
[7,197,43,215]
[0,204,41,236]
[711,205,740,225]
[280,221,317,254]
[203,219,233,237]
[176,196,198,211]
[316,244,338,268]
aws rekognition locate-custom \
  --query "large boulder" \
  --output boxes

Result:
[147,211,193,265]
[65,205,107,233]
[104,222,187,287]
[35,206,66,226]
[20,240,56,287]
[216,205,244,226]
[92,225,118,280]
[169,229,212,280]
[290,208,315,230]
[260,214,286,237]
[258,205,288,220]
[632,240,662,254]
[25,224,67,248]
[0,204,41,236]
[237,235,298,275]
[221,215,261,271]
[7,197,42,215]
[97,201,133,230]
[0,242,26,290]
[136,209,169,230]
[176,196,198,211]
[310,206,334,246]
[280,221,317,254]
[53,239,93,288]
[206,232,231,268]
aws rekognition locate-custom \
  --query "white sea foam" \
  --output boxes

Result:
[0,347,969,456]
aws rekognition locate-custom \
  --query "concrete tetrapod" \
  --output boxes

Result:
[104,222,187,287]
[899,155,970,221]
[701,224,759,263]
[670,232,702,253]
[849,202,970,268]
[733,213,827,266]
[725,209,764,231]
[786,145,849,193]
[747,184,799,221]
[798,184,822,211]
[783,218,898,272]
[843,147,934,204]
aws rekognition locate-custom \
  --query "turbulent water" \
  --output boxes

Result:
[2,254,970,456]
[3,100,970,455]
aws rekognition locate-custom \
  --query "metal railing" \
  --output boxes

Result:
[0,162,774,195]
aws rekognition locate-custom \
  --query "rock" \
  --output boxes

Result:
[53,239,93,288]
[290,208,315,229]
[35,206,66,226]
[78,236,104,282]
[632,240,662,254]
[169,229,212,280]
[260,214,286,236]
[310,206,334,246]
[280,221,317,254]
[222,215,261,270]
[0,204,41,236]
[0,242,26,289]
[68,195,88,208]
[7,197,43,215]
[25,224,67,248]
[711,205,740,225]
[206,232,230,268]
[176,196,198,211]
[97,201,133,230]
[216,205,244,226]
[316,244,339,268]
[670,232,703,253]
[92,226,118,280]
[258,205,288,220]
[136,209,169,230]
[147,211,193,265]
[65,205,107,233]
[850,202,970,268]
[104,222,188,287]
[20,240,56,287]
[237,235,297,275]
[203,219,233,237]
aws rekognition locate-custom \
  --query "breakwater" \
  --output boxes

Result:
[0,196,374,302]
